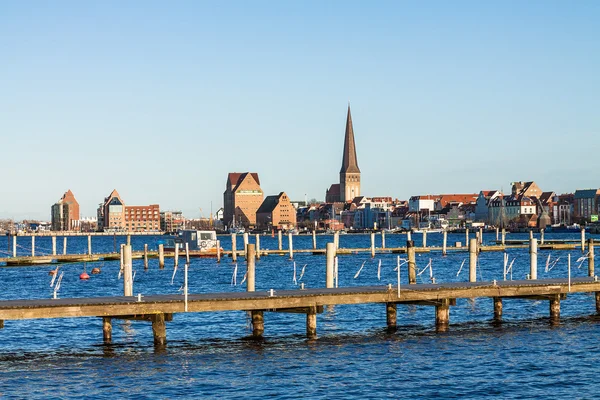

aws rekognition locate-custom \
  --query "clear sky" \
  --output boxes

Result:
[1,1,598,220]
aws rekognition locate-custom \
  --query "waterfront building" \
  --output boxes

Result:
[326,105,361,203]
[223,172,264,229]
[50,190,80,231]
[256,192,297,230]
[97,189,160,232]
[474,190,502,223]
[573,189,600,223]
[553,193,574,225]
[160,211,184,233]
[125,204,160,232]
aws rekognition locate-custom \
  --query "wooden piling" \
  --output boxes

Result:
[549,295,560,321]
[326,243,335,288]
[158,244,165,269]
[407,240,416,284]
[588,239,595,277]
[435,301,450,332]
[465,228,469,247]
[493,297,502,322]
[120,244,124,271]
[231,234,237,262]
[381,230,386,249]
[370,232,375,258]
[255,234,261,260]
[216,240,221,263]
[469,238,477,282]
[63,237,67,255]
[174,244,179,268]
[442,230,447,256]
[312,230,317,249]
[541,229,545,245]
[123,245,133,296]
[52,236,57,256]
[288,232,294,260]
[479,227,483,244]
[185,242,190,264]
[334,231,339,250]
[582,228,586,252]
[530,238,538,280]
[0,320,4,329]
[423,230,427,248]
[529,230,533,240]
[102,317,112,343]
[87,235,92,256]
[407,231,412,242]
[243,232,249,259]
[144,244,149,270]
[12,235,16,258]
[151,313,167,347]
[306,306,317,339]
[501,228,506,246]
[278,230,283,251]
[31,236,35,257]
[247,244,256,292]
[386,302,397,331]
[251,311,264,337]
[495,227,499,241]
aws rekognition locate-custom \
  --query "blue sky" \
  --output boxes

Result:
[1,1,598,220]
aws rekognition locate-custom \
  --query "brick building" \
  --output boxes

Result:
[223,172,264,229]
[97,189,160,232]
[160,211,185,233]
[256,192,296,230]
[573,189,600,223]
[51,189,80,231]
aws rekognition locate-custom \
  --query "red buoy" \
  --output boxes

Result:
[79,272,90,280]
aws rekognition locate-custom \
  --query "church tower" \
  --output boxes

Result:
[339,105,360,202]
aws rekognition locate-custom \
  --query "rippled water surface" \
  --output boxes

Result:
[1,232,599,399]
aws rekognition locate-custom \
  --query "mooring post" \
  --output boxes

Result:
[113,234,116,253]
[102,317,112,344]
[31,236,35,257]
[540,228,545,245]
[87,235,92,256]
[251,311,264,338]
[278,230,283,251]
[144,244,149,270]
[120,244,124,271]
[123,245,133,296]
[501,228,506,246]
[151,313,167,347]
[52,236,57,256]
[423,230,427,248]
[407,231,412,242]
[479,227,483,245]
[469,238,477,282]
[216,240,221,263]
[442,230,447,256]
[381,230,386,249]
[174,243,179,268]
[334,231,339,250]
[370,232,375,258]
[288,232,294,260]
[493,297,502,322]
[496,227,499,241]
[12,235,16,258]
[312,230,317,250]
[63,237,67,255]
[529,230,533,240]
[185,242,190,265]
[549,294,560,322]
[435,300,450,332]
[326,242,335,288]
[475,231,480,246]
[247,244,256,292]
[306,305,317,339]
[407,240,416,284]
[243,232,249,259]
[530,238,538,280]
[465,228,469,247]
[158,244,165,269]
[255,234,261,260]
[231,233,237,262]
[582,228,586,252]
[386,302,397,331]
[588,238,595,277]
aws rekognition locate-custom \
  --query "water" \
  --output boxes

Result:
[0,232,599,398]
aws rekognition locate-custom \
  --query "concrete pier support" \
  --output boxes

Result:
[278,230,282,251]
[255,234,261,260]
[123,245,133,296]
[63,237,67,255]
[370,232,375,258]
[247,244,256,292]
[87,235,92,255]
[493,297,502,322]
[312,230,317,249]
[549,295,560,321]
[588,239,595,277]
[158,244,165,268]
[381,230,386,249]
[435,301,450,332]
[31,236,35,257]
[231,234,237,262]
[306,306,317,339]
[326,243,335,288]
[52,236,57,256]
[469,238,477,282]
[151,313,167,347]
[288,233,294,260]
[442,230,447,256]
[423,230,427,248]
[386,302,397,331]
[407,240,416,284]
[530,239,538,280]
[144,244,149,270]
[251,311,264,338]
[102,317,112,343]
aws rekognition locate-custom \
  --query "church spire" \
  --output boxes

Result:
[340,104,360,174]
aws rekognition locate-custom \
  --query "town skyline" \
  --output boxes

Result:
[1,2,598,220]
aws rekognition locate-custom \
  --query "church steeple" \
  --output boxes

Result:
[340,104,360,174]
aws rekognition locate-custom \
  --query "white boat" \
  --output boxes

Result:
[163,230,222,256]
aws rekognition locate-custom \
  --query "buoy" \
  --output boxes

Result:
[80,272,90,280]
[48,270,56,276]
[91,267,101,275]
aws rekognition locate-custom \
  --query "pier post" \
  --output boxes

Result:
[243,232,249,259]
[465,228,469,247]
[529,230,533,240]
[278,230,282,251]
[326,243,335,288]
[582,228,586,252]
[31,236,35,257]
[12,235,16,258]
[231,233,237,262]
[102,317,112,344]
[255,234,261,260]
[549,294,560,322]
[541,229,545,245]
[251,311,264,338]
[185,242,190,264]
[247,244,256,292]
[87,235,92,256]
[151,313,167,347]
[52,236,57,256]
[381,230,386,249]
[407,240,416,284]
[435,300,450,332]
[174,243,179,268]
[334,231,339,250]
[588,239,595,277]
[469,238,477,282]
[123,245,133,296]
[530,238,538,280]
[144,244,149,270]
[312,230,317,250]
[288,232,294,260]
[370,232,375,258]
[501,229,506,246]
[120,244,124,271]
[306,306,317,339]
[493,297,502,322]
[407,231,412,242]
[158,244,165,269]
[496,227,499,241]
[422,230,427,248]
[386,302,397,331]
[127,235,131,246]
[479,227,483,245]
[475,231,480,246]
[63,237,67,255]
[216,240,221,263]
[442,230,447,256]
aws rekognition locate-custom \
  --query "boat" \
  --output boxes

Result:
[162,230,222,257]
